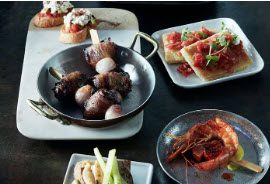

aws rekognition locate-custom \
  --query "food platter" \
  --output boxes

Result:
[152,18,264,88]
[16,8,145,139]
[63,153,154,184]
[156,109,270,184]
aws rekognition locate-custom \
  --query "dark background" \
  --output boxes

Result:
[0,1,269,184]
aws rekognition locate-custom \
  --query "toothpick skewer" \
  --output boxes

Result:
[89,29,100,44]
[49,67,62,80]
[230,158,263,173]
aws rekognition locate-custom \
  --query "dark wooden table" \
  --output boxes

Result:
[1,1,269,184]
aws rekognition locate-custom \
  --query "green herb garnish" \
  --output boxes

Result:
[232,34,240,45]
[198,31,208,39]
[206,55,220,66]
[216,35,228,47]
[211,43,219,50]
[221,21,226,30]
[181,28,191,41]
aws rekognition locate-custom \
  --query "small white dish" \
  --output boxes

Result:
[63,153,154,184]
[152,18,264,88]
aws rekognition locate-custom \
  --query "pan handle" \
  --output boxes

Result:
[129,32,159,60]
[27,99,71,124]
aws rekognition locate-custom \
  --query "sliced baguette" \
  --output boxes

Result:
[162,32,184,64]
[33,13,64,28]
[181,33,253,81]
[59,26,88,44]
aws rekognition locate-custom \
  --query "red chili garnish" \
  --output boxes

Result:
[177,62,194,77]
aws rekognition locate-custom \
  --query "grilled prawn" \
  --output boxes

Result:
[167,117,239,171]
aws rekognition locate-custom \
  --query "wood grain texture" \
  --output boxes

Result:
[0,1,270,184]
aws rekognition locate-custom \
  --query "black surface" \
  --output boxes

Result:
[0,1,269,184]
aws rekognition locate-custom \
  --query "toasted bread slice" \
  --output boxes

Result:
[162,32,184,64]
[59,26,88,44]
[181,33,253,81]
[33,13,63,28]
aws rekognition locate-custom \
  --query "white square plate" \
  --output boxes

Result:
[152,18,264,88]
[63,154,154,184]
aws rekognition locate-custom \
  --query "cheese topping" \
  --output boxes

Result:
[64,9,94,27]
[41,1,73,14]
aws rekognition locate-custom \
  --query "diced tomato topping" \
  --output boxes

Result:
[70,24,83,33]
[225,34,233,43]
[167,32,181,43]
[166,41,182,50]
[177,62,194,77]
[194,53,206,68]
[196,41,209,53]
[201,27,215,37]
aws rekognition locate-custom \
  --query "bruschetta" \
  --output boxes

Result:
[33,1,73,28]
[181,31,253,81]
[162,27,215,64]
[60,9,97,44]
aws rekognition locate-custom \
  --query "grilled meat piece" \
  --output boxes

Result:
[84,89,122,119]
[53,71,87,102]
[92,72,132,96]
[84,40,116,69]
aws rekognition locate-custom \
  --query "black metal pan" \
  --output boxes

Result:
[27,32,158,128]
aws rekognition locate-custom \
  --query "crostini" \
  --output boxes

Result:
[33,1,73,28]
[162,27,215,64]
[181,31,253,81]
[60,9,97,44]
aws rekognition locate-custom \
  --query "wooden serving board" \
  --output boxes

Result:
[16,8,143,140]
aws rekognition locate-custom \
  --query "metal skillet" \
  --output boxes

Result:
[27,32,158,128]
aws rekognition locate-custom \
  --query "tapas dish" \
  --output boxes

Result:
[157,109,270,184]
[63,150,153,184]
[162,27,215,64]
[181,30,252,81]
[18,7,144,139]
[27,32,158,127]
[60,9,97,43]
[152,18,264,88]
[33,1,74,28]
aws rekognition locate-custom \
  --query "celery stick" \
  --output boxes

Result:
[102,149,116,184]
[94,147,106,171]
[94,148,114,184]
[111,156,122,184]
